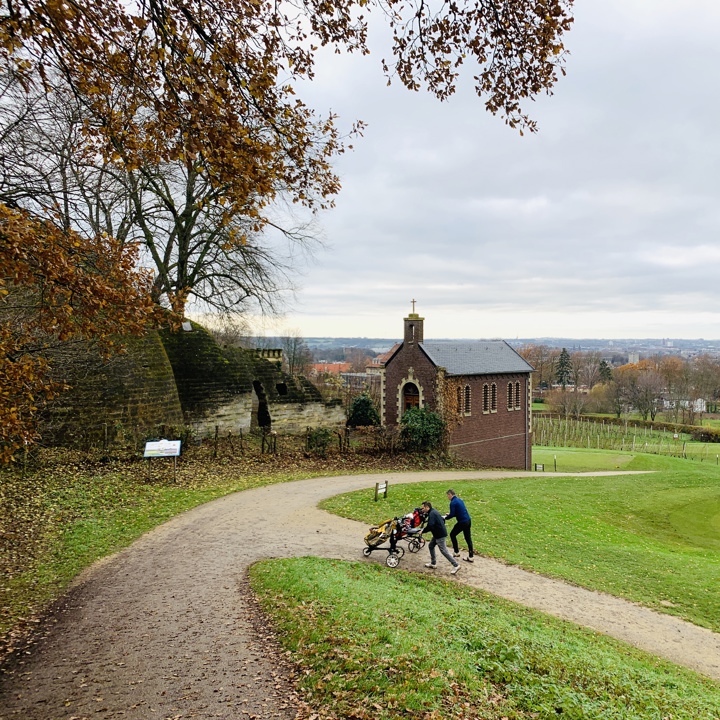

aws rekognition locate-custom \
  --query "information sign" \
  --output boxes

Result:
[144,439,182,458]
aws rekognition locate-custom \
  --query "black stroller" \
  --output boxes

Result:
[362,507,427,567]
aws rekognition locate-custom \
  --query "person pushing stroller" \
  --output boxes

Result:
[444,489,474,563]
[420,501,460,575]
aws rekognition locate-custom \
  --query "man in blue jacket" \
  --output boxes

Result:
[421,501,460,575]
[445,489,474,563]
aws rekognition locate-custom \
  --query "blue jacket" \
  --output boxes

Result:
[447,496,471,524]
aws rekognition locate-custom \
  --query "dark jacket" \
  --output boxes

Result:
[422,508,447,539]
[447,496,471,524]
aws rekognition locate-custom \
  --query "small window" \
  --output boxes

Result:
[483,383,489,413]
[515,381,521,410]
[491,383,497,412]
[464,385,471,415]
[507,382,514,410]
[456,386,463,415]
[276,382,288,396]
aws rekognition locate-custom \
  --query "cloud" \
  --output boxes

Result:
[199,0,720,340]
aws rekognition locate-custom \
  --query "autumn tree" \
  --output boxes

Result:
[547,387,586,420]
[0,206,156,461]
[1,0,574,450]
[1,0,574,260]
[519,344,556,390]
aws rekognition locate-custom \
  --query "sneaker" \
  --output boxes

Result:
[452,552,461,558]
[424,563,437,569]
[463,556,474,563]
[451,565,460,575]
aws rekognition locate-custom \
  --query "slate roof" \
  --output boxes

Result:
[420,341,533,377]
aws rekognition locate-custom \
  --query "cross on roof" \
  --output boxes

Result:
[411,298,416,313]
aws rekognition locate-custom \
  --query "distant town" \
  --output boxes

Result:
[301,337,720,362]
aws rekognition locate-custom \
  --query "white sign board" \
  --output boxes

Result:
[144,439,182,458]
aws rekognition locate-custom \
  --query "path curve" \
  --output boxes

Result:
[1,470,719,720]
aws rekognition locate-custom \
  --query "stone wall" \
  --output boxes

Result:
[40,322,345,449]
[160,322,345,437]
[41,331,184,446]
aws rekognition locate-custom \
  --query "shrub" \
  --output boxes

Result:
[400,406,446,452]
[346,394,380,428]
[306,427,334,457]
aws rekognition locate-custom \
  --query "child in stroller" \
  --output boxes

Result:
[362,507,427,567]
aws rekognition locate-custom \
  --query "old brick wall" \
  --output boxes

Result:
[446,374,531,469]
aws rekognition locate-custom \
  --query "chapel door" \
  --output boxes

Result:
[403,383,420,413]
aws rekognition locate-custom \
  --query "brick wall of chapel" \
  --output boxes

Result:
[446,373,531,470]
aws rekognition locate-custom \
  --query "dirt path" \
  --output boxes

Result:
[1,470,719,720]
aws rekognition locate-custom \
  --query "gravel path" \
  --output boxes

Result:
[1,470,719,720]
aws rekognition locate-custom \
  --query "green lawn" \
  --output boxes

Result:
[320,451,720,632]
[250,557,720,720]
[532,447,637,473]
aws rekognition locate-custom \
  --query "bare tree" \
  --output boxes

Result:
[634,370,664,421]
[280,330,313,376]
[0,75,319,317]
[579,351,602,390]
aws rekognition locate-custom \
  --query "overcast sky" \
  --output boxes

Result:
[254,0,720,340]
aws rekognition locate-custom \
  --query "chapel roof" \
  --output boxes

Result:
[420,341,533,377]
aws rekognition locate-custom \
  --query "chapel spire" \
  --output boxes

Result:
[403,300,424,344]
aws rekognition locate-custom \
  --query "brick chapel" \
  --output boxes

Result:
[380,310,534,469]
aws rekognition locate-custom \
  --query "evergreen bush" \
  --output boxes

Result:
[346,394,380,427]
[400,406,446,452]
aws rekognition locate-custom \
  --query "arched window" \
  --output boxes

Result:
[507,382,514,410]
[456,386,463,415]
[515,381,522,410]
[464,385,471,415]
[491,383,497,412]
[402,382,420,413]
[482,383,489,413]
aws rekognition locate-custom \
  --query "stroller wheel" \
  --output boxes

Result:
[408,539,420,553]
[386,552,400,568]
[395,546,405,558]
[362,547,372,557]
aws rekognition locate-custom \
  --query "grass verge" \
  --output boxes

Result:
[320,451,720,631]
[250,557,720,719]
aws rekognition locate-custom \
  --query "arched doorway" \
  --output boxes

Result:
[402,382,420,414]
[251,380,272,430]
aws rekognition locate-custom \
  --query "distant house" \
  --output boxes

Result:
[366,344,401,376]
[311,362,352,377]
[381,312,534,469]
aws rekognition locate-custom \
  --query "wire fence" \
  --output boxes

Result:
[533,416,720,463]
[28,422,405,463]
